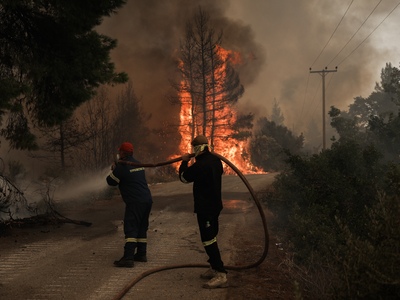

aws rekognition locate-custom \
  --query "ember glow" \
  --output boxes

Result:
[178,46,265,174]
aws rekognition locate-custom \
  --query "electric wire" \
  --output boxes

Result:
[305,1,353,129]
[112,153,270,300]
[336,0,400,67]
[305,0,398,131]
[327,0,383,67]
[310,0,354,69]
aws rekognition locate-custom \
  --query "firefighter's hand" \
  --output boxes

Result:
[111,163,116,171]
[181,153,191,162]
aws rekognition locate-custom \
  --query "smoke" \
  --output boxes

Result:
[227,0,400,144]
[99,0,400,150]
[98,0,266,147]
[4,0,398,216]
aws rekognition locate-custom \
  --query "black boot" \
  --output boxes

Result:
[113,256,134,268]
[135,242,147,262]
[114,241,136,268]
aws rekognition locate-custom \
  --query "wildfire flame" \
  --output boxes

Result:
[177,46,265,175]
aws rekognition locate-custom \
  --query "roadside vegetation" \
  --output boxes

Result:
[262,63,400,299]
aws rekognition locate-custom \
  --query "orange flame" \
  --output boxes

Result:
[177,46,265,174]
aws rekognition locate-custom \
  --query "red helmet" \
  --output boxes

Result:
[118,142,134,153]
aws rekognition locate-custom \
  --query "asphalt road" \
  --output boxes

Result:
[0,173,276,300]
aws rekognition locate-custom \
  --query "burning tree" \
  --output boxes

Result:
[177,8,244,152]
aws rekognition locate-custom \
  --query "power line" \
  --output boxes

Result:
[327,0,383,67]
[337,0,400,67]
[303,0,400,138]
[304,1,353,132]
[310,0,354,69]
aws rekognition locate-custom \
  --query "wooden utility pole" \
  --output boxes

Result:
[309,67,337,150]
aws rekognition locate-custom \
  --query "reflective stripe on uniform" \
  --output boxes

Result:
[109,172,120,183]
[130,167,145,173]
[137,238,147,243]
[180,173,189,183]
[202,237,217,247]
[125,237,138,243]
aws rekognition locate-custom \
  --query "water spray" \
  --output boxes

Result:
[113,151,269,300]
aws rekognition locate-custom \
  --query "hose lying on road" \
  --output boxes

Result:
[113,152,269,300]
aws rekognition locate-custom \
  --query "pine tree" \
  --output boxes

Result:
[0,0,128,149]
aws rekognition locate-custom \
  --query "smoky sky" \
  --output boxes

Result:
[99,0,400,148]
[98,0,266,134]
[228,0,400,143]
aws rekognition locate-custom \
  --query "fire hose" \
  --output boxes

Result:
[112,152,269,300]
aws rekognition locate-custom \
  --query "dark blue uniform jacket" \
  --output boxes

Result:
[106,156,152,204]
[179,151,223,214]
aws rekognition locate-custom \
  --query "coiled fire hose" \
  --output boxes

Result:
[112,152,269,300]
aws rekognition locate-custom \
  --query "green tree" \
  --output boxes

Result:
[378,62,400,106]
[368,112,400,162]
[329,63,400,163]
[0,0,128,150]
[250,117,304,171]
[265,62,400,298]
[270,98,284,125]
[328,106,365,143]
[266,140,399,299]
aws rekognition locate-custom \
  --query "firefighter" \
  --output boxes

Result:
[106,142,153,268]
[179,135,228,288]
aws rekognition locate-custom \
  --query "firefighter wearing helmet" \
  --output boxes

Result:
[179,135,228,288]
[106,142,153,268]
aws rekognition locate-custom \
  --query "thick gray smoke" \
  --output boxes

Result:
[98,0,266,145]
[228,0,400,146]
[99,0,400,149]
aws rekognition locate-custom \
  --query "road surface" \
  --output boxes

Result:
[0,174,276,300]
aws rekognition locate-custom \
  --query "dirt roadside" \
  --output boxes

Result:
[227,210,297,300]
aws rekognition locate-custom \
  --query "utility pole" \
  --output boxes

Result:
[309,67,337,150]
